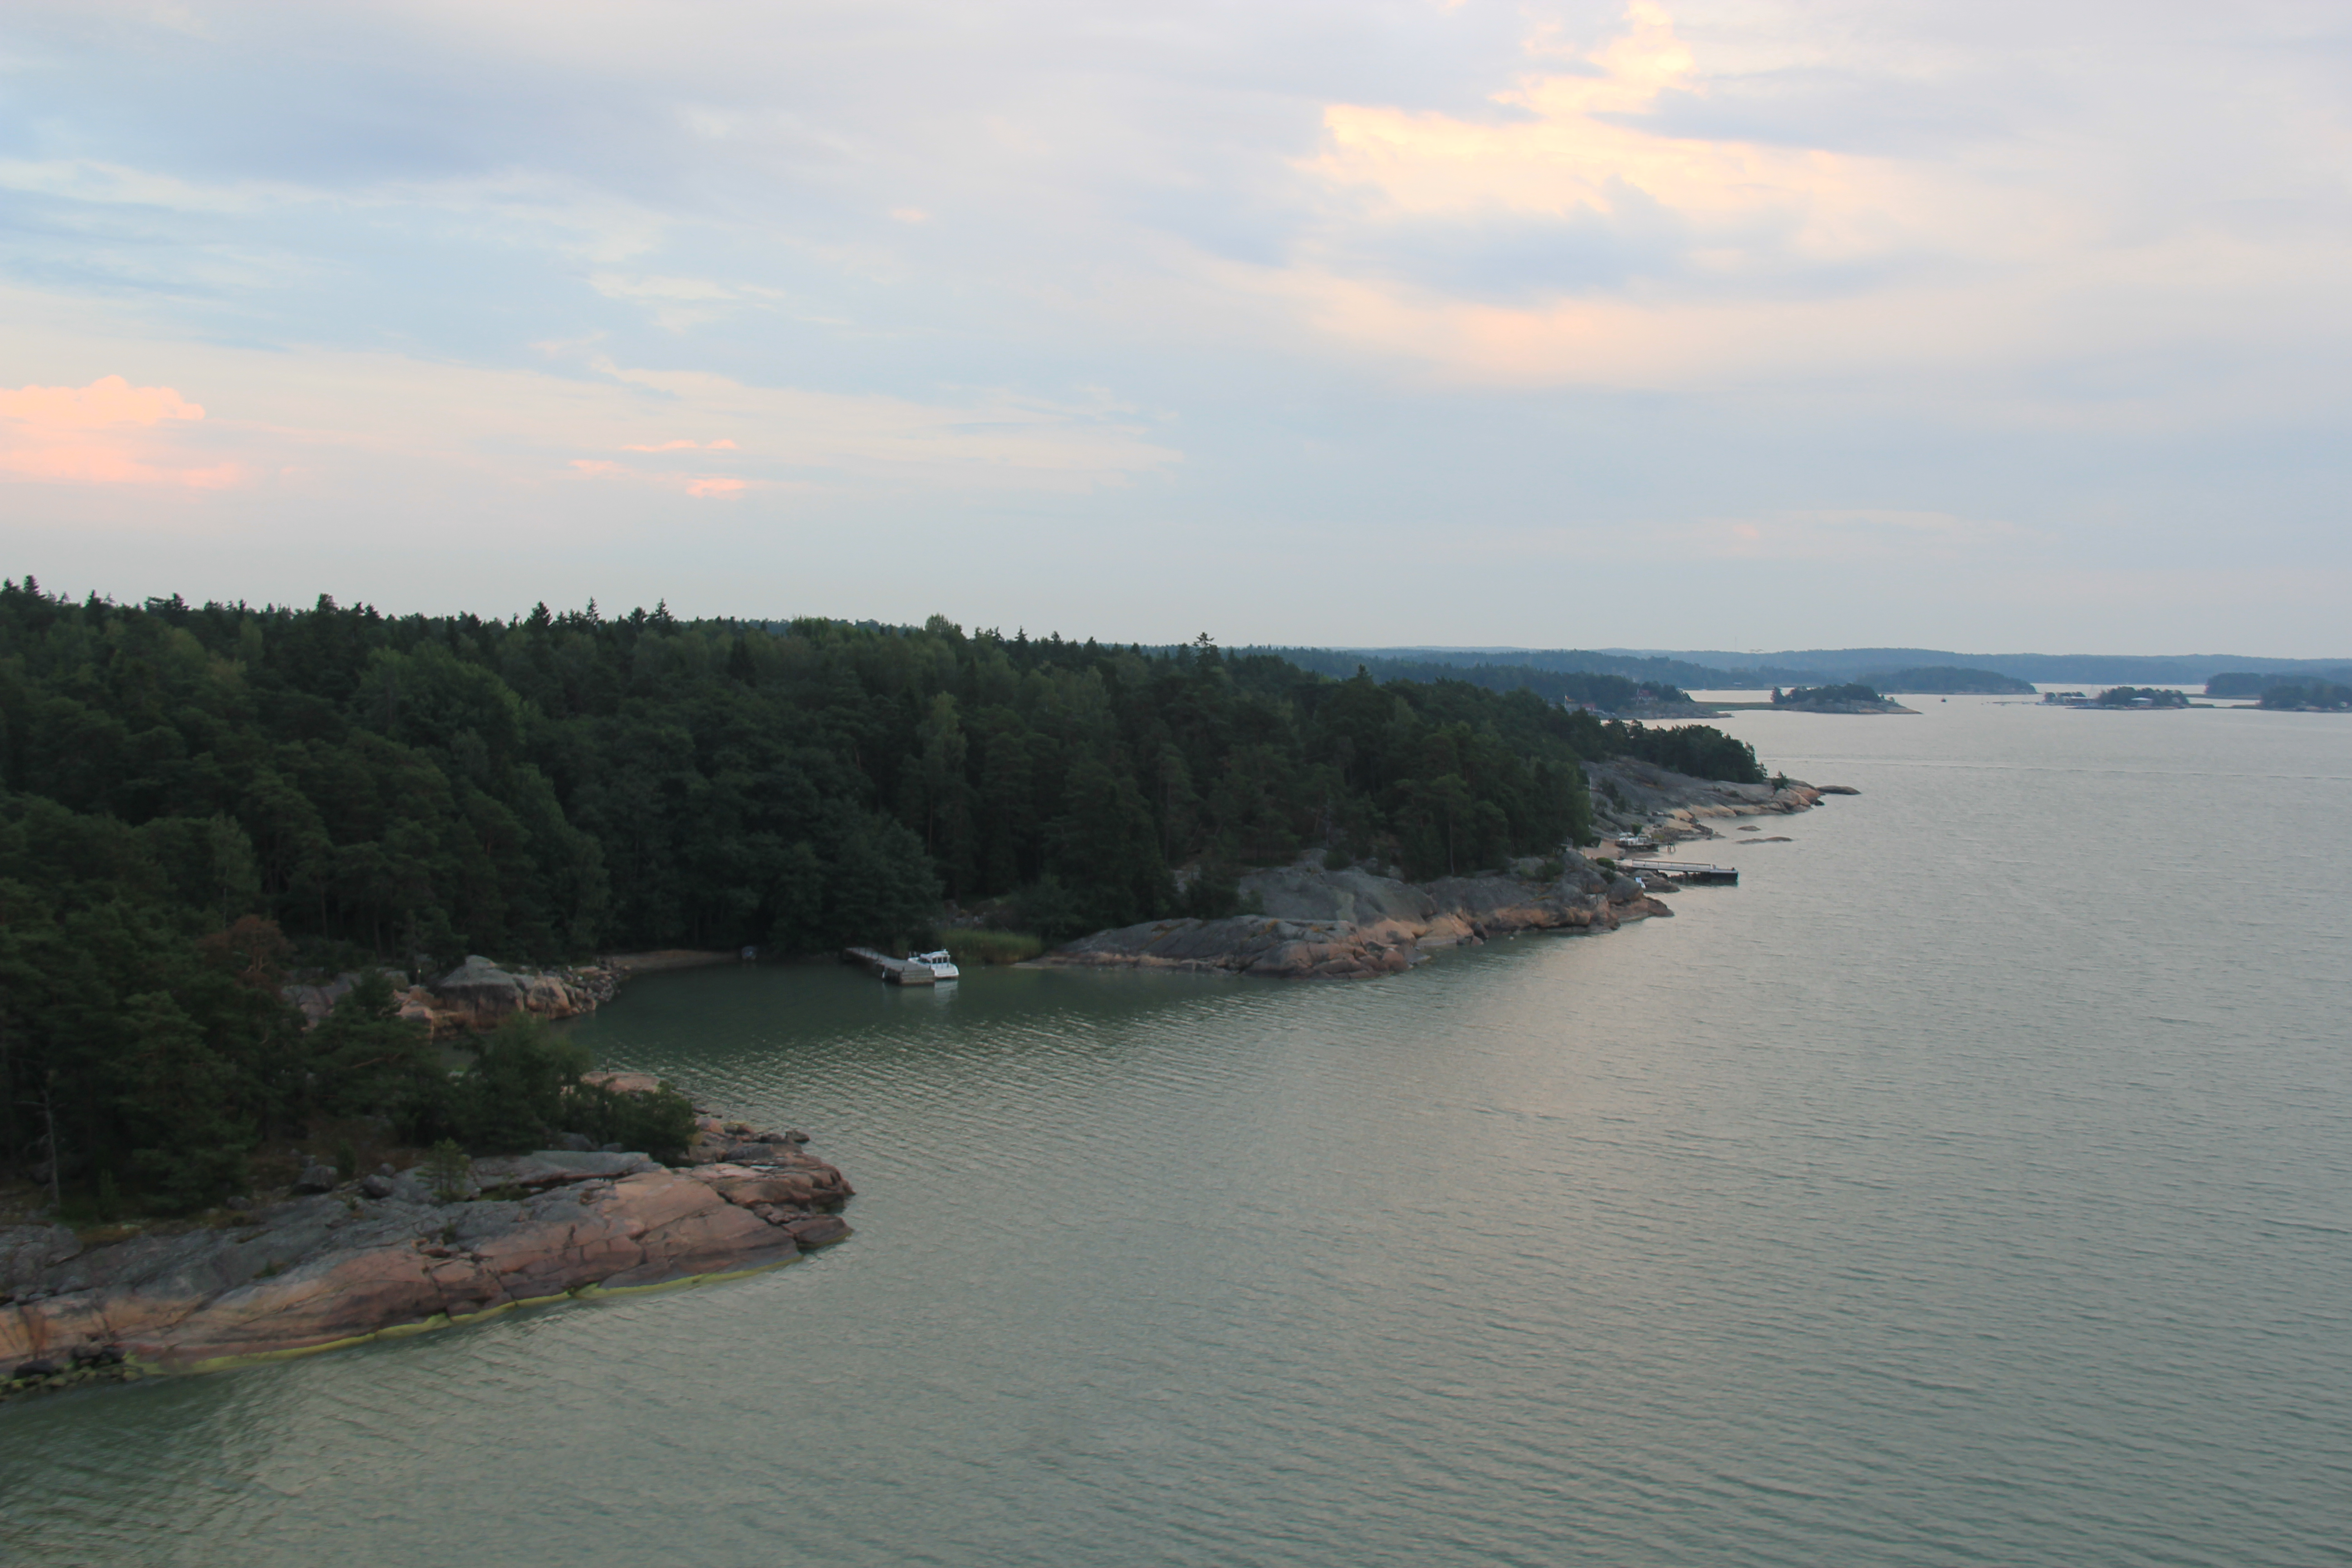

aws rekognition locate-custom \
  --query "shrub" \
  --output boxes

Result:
[1182,860,1241,921]
[941,929,1044,966]
[424,1139,471,1202]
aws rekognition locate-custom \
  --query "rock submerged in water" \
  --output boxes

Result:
[0,1115,851,1392]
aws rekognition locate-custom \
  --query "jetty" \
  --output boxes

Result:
[1619,861,1739,885]
[842,946,940,985]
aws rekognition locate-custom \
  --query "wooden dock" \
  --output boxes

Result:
[843,946,938,985]
[1619,861,1740,885]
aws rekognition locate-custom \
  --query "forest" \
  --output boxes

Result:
[0,580,1764,1209]
[1252,648,1689,711]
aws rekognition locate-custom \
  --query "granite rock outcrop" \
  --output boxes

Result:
[1,1119,851,1391]
[1039,853,1670,980]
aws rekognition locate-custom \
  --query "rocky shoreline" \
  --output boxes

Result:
[1039,766,1844,980]
[0,1086,850,1398]
[285,949,742,1040]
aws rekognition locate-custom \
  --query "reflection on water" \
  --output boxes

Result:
[5,700,2350,1567]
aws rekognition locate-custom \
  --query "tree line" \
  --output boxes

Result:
[0,580,1764,1210]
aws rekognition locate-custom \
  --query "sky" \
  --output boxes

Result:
[3,0,2349,653]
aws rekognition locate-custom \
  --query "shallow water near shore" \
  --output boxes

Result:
[6,697,2351,1566]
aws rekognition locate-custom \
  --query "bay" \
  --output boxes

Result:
[5,696,2348,1566]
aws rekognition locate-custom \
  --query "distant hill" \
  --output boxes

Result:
[1606,648,2352,686]
[2207,668,2352,697]
[1264,646,1825,688]
[1859,666,2036,695]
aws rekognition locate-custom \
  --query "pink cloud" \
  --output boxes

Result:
[0,446,242,489]
[620,437,739,451]
[569,458,748,498]
[0,374,206,428]
[0,375,240,489]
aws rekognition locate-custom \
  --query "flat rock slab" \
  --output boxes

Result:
[1039,855,1641,980]
[1,1150,851,1378]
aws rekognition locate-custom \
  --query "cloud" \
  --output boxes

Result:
[4,0,2352,649]
[0,374,241,488]
[0,374,206,427]
[1251,0,2352,391]
[568,457,751,498]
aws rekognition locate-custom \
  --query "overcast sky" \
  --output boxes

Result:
[4,0,2349,652]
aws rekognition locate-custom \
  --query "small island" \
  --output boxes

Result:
[1769,682,1919,714]
[2043,687,2190,709]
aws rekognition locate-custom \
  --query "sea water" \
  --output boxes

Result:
[5,695,2348,1566]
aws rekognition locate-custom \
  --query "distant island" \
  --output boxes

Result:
[1857,665,2036,695]
[1769,682,1918,714]
[2041,687,2190,709]
[1291,645,2352,690]
[2208,669,2352,699]
[2256,679,2352,711]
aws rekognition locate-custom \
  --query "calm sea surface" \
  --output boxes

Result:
[5,696,2349,1566]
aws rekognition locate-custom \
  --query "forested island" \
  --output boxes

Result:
[2256,680,2352,711]
[2206,671,2352,707]
[1768,683,1918,714]
[0,579,1774,1219]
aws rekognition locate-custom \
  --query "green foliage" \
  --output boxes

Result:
[565,1076,696,1164]
[2256,680,2351,711]
[1181,857,1242,921]
[2095,686,2191,708]
[333,1137,358,1182]
[424,1138,471,1203]
[939,929,1044,965]
[1773,682,1884,706]
[398,1012,692,1161]
[0,579,1795,1201]
[1593,721,1765,785]
[1262,650,1686,710]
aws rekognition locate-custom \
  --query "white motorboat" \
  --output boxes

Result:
[911,949,961,981]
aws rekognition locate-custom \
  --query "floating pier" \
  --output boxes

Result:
[1618,861,1739,885]
[843,946,939,985]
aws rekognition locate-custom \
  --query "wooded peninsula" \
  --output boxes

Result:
[0,580,1766,1215]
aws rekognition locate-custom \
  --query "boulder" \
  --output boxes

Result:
[294,1163,340,1194]
[430,956,525,1026]
[783,1214,852,1249]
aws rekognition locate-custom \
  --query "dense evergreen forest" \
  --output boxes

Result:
[0,579,1765,1210]
[1252,648,1690,711]
[2255,679,2351,711]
